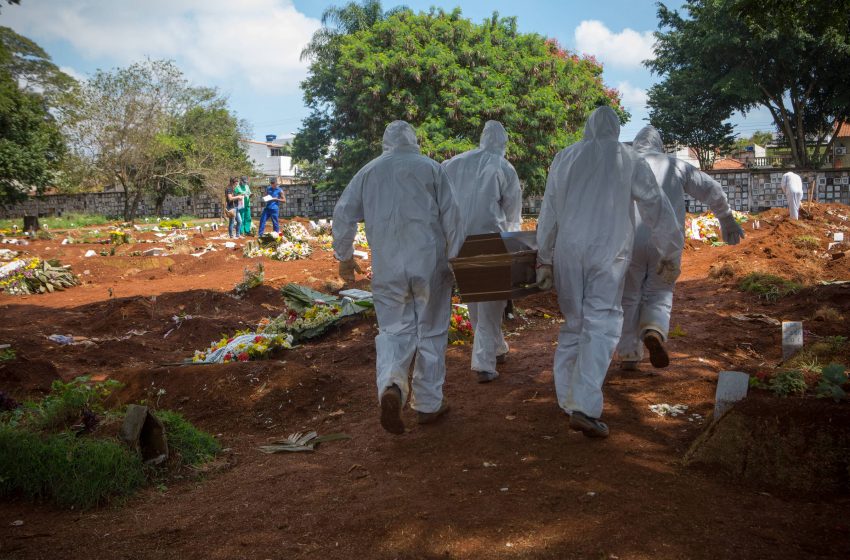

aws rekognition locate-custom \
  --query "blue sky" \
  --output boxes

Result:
[2,0,774,143]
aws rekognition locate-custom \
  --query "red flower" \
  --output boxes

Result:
[223,352,233,362]
[227,338,234,343]
[254,336,264,343]
[237,352,250,362]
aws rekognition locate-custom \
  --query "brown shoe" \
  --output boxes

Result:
[643,330,669,368]
[417,399,450,425]
[380,385,405,434]
[496,352,508,365]
[620,360,639,371]
[569,411,609,438]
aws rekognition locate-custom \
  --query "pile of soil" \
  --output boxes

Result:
[686,394,850,494]
[1,207,848,559]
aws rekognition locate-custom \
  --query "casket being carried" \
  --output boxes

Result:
[449,231,540,303]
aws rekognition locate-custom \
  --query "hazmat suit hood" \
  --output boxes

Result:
[583,106,620,141]
[479,120,508,157]
[632,126,664,154]
[382,120,420,153]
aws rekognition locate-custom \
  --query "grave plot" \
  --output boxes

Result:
[0,207,848,559]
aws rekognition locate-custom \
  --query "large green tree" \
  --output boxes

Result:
[295,6,627,193]
[60,59,251,220]
[0,29,65,205]
[646,68,735,169]
[0,26,75,105]
[649,0,850,169]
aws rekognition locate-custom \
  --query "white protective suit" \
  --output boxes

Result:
[617,125,734,363]
[781,171,804,220]
[536,107,682,419]
[332,121,464,413]
[442,121,523,375]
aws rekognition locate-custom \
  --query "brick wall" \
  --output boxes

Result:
[524,168,850,216]
[0,184,342,220]
[5,168,848,221]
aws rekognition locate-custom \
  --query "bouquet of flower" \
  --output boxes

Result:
[282,222,312,243]
[191,331,294,364]
[686,210,750,244]
[108,230,132,245]
[243,231,313,261]
[260,303,342,341]
[449,304,474,345]
[234,262,264,297]
[355,223,369,248]
[274,240,313,261]
[0,258,79,295]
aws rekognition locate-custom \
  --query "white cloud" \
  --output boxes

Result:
[616,81,648,111]
[59,66,87,82]
[574,20,655,69]
[4,0,321,91]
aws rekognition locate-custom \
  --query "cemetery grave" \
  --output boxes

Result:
[0,204,848,559]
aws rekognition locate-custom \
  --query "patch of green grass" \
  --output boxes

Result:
[157,410,221,466]
[738,272,802,301]
[17,376,123,432]
[0,348,14,362]
[792,235,821,250]
[0,426,145,508]
[0,214,117,232]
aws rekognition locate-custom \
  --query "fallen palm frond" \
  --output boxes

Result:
[258,431,351,454]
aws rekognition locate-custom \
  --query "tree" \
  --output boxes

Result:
[60,59,251,221]
[0,26,76,106]
[0,30,65,205]
[649,0,850,169]
[647,68,735,169]
[295,7,628,193]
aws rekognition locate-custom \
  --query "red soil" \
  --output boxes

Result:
[1,205,849,559]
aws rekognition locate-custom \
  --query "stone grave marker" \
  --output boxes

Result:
[714,371,750,418]
[782,321,804,360]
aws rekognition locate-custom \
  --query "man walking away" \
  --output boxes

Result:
[333,120,464,435]
[535,107,682,439]
[442,120,522,383]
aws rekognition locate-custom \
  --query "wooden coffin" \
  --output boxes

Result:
[449,231,540,303]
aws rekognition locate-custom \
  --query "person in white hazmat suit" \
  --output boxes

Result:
[617,125,745,371]
[332,120,464,435]
[781,171,804,220]
[535,107,683,438]
[442,121,523,383]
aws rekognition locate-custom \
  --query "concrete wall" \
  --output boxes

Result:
[524,168,850,215]
[4,168,848,221]
[0,184,340,220]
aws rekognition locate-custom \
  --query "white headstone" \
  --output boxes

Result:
[782,321,804,360]
[834,232,844,242]
[714,371,750,418]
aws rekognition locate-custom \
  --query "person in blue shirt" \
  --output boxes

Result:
[258,177,286,234]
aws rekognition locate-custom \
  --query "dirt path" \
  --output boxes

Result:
[1,208,849,559]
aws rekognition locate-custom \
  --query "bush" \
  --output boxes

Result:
[21,376,122,431]
[157,410,221,466]
[738,272,802,301]
[792,235,820,250]
[769,369,807,397]
[0,426,145,508]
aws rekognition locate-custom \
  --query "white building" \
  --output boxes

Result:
[240,138,299,181]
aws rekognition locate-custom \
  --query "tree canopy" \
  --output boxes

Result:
[0,28,65,205]
[295,5,628,193]
[649,0,850,169]
[646,68,735,169]
[60,59,251,220]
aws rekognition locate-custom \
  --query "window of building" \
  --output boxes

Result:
[270,148,284,157]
